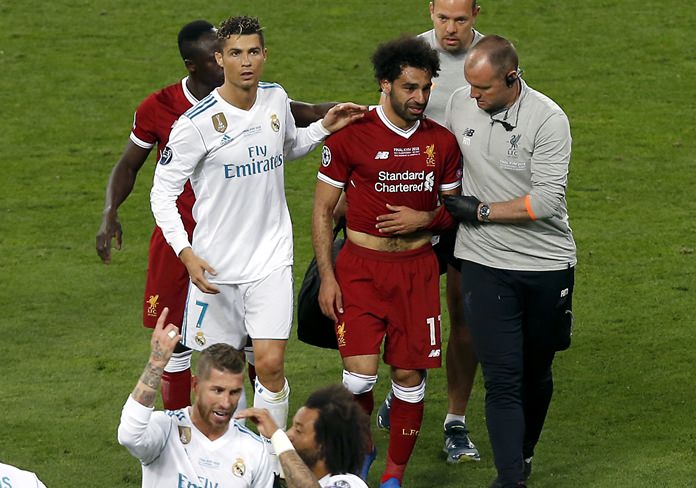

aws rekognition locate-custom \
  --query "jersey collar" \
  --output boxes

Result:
[376,105,420,139]
[181,77,200,105]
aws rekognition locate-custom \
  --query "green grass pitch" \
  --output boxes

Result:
[0,0,695,486]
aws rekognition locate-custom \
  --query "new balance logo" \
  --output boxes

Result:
[428,349,441,358]
[374,151,390,159]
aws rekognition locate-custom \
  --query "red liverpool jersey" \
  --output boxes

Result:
[318,106,462,236]
[130,77,198,234]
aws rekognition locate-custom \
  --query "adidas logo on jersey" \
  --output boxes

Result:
[219,133,233,148]
[374,151,390,159]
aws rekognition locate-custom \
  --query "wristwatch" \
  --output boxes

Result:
[478,203,491,222]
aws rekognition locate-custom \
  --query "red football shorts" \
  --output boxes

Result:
[334,240,443,370]
[142,226,189,328]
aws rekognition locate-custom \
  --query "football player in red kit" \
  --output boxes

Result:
[312,36,462,487]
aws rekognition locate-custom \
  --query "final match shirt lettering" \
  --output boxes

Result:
[318,107,462,236]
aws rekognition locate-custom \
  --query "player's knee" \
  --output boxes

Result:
[392,376,426,404]
[253,350,284,377]
[164,349,192,373]
[342,370,378,395]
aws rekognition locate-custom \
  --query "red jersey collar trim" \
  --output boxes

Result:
[181,77,199,105]
[376,106,420,139]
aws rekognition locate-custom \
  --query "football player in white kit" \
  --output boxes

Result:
[118,308,276,488]
[150,15,366,430]
[237,385,370,488]
[0,462,47,488]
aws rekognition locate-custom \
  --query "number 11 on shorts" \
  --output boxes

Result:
[426,315,441,346]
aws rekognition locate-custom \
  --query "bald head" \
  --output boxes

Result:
[465,35,518,78]
[464,35,521,113]
[431,0,477,8]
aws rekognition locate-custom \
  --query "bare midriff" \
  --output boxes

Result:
[346,228,432,252]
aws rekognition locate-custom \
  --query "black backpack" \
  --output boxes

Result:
[296,219,346,349]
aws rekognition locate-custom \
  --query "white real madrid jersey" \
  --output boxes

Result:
[118,396,276,488]
[319,473,368,488]
[151,83,328,283]
[0,462,47,488]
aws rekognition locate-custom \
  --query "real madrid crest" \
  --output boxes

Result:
[195,331,206,347]
[270,113,280,132]
[212,112,228,133]
[178,426,191,445]
[232,458,246,477]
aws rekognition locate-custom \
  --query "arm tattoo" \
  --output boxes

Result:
[279,451,321,488]
[132,386,157,407]
[139,362,164,390]
[150,340,166,363]
[131,362,164,407]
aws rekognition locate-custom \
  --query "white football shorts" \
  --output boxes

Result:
[181,265,293,350]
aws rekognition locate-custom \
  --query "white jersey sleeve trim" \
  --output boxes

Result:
[317,172,345,189]
[130,132,155,150]
[440,180,462,191]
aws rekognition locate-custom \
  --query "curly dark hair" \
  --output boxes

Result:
[196,343,245,380]
[217,15,265,48]
[177,20,216,61]
[304,385,370,475]
[372,35,440,84]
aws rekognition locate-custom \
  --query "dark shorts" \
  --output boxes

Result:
[432,229,459,275]
[334,240,443,370]
[142,226,189,328]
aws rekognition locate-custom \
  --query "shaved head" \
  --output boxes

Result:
[465,35,518,77]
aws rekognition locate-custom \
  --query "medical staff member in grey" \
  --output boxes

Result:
[444,35,576,488]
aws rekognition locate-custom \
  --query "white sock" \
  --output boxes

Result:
[444,413,466,428]
[254,378,290,430]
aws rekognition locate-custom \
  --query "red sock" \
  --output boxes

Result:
[161,369,192,410]
[381,396,424,483]
[353,390,375,416]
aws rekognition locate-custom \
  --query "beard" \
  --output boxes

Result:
[296,446,322,469]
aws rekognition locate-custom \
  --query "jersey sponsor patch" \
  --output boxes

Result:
[212,112,228,133]
[321,145,332,167]
[158,146,173,165]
